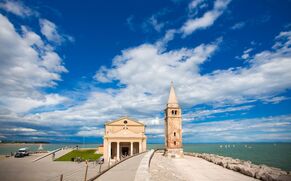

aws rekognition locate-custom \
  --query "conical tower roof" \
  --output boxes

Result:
[167,82,179,108]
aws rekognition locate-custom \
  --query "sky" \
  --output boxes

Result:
[0,0,291,144]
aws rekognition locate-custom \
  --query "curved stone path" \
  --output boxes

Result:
[96,152,146,181]
[150,152,258,181]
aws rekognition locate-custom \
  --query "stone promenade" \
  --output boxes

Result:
[96,152,146,181]
[150,152,258,181]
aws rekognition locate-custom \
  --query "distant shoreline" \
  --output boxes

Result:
[0,143,48,146]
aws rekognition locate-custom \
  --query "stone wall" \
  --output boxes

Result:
[185,152,291,181]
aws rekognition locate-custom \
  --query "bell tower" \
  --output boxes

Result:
[164,82,183,158]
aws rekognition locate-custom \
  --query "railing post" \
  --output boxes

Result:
[99,163,102,173]
[84,160,88,181]
[60,174,63,181]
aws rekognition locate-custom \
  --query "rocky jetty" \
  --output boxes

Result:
[185,152,291,181]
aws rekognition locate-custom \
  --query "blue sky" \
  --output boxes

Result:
[0,0,291,143]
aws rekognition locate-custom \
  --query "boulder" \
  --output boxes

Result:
[227,163,241,172]
[239,165,257,178]
[277,174,291,181]
[254,165,289,181]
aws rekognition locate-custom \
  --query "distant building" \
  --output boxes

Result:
[164,82,184,158]
[103,117,147,162]
[96,144,104,154]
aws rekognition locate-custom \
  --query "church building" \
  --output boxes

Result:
[164,82,184,158]
[103,117,147,162]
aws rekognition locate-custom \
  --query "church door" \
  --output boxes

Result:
[122,147,129,156]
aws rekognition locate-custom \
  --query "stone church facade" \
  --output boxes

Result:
[103,117,147,162]
[164,82,184,158]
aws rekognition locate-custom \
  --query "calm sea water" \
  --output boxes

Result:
[1,143,290,171]
[148,143,291,171]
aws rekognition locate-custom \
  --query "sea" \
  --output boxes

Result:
[1,143,290,171]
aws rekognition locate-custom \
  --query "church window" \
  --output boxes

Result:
[174,141,176,145]
[174,132,176,136]
[124,120,128,124]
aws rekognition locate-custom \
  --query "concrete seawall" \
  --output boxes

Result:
[185,152,291,181]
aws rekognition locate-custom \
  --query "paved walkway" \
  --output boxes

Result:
[150,152,258,181]
[96,153,146,181]
[0,149,105,181]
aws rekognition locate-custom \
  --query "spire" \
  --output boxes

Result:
[167,81,179,107]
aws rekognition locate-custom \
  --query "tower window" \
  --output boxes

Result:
[174,141,176,145]
[174,132,176,136]
[171,110,178,115]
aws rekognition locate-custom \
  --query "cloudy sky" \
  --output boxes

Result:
[0,0,291,143]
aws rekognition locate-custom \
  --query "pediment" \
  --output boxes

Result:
[107,129,143,138]
[105,117,144,126]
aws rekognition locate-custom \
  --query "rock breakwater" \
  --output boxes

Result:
[185,152,291,181]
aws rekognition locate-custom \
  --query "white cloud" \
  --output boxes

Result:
[0,13,68,113]
[147,15,165,32]
[41,51,68,73]
[184,105,254,121]
[10,127,36,132]
[94,66,111,83]
[188,0,205,10]
[155,29,177,47]
[0,125,50,137]
[76,126,104,137]
[21,26,44,47]
[4,94,69,113]
[146,127,164,134]
[95,41,218,88]
[273,31,291,49]
[126,15,135,31]
[139,117,163,126]
[231,21,246,30]
[39,19,73,44]
[39,19,62,43]
[183,115,291,142]
[141,9,169,33]
[181,0,231,36]
[94,30,291,111]
[241,48,253,59]
[262,96,289,104]
[0,0,36,17]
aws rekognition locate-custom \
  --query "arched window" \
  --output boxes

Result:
[174,132,176,136]
[174,141,176,145]
[172,110,178,115]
